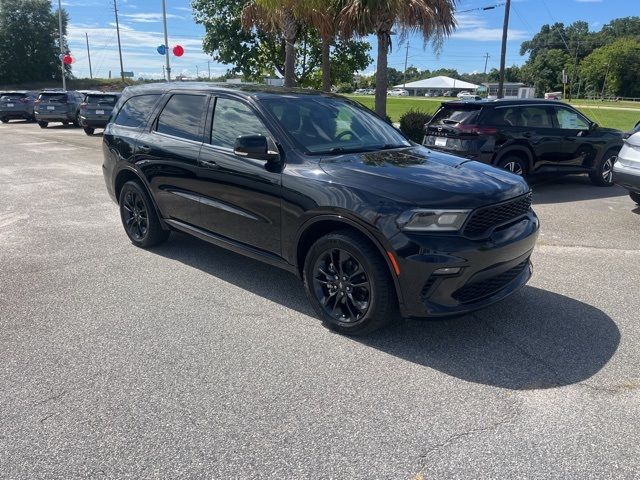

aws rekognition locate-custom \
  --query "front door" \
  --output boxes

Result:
[515,105,567,171]
[195,96,282,255]
[552,105,597,169]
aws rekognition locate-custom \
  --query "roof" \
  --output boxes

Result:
[393,76,479,90]
[482,82,527,87]
[443,98,571,107]
[122,82,333,99]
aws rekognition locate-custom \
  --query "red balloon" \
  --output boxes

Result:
[172,45,184,57]
[63,55,73,65]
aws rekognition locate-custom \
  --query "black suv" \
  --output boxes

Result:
[102,83,539,335]
[34,90,84,128]
[423,99,623,185]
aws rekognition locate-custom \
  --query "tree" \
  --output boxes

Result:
[241,0,301,87]
[487,65,521,83]
[305,0,342,92]
[193,0,371,87]
[338,0,456,117]
[579,38,640,98]
[521,49,571,96]
[0,0,69,85]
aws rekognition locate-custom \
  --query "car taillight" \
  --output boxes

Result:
[457,124,498,135]
[34,99,41,105]
[80,102,88,108]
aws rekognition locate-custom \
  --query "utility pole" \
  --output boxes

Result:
[402,42,409,89]
[113,0,125,82]
[196,65,199,78]
[601,63,611,100]
[483,52,490,75]
[207,60,211,80]
[85,32,93,79]
[497,0,511,99]
[162,0,171,81]
[57,0,66,90]
[162,64,165,80]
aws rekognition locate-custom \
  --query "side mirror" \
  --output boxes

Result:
[590,122,599,131]
[234,135,278,162]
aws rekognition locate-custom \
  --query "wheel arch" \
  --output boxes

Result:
[293,214,405,311]
[493,145,534,172]
[113,167,169,230]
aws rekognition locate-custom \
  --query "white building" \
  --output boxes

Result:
[393,76,480,96]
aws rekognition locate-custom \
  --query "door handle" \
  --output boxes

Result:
[200,159,217,168]
[138,145,151,153]
[522,132,532,138]
[563,137,577,142]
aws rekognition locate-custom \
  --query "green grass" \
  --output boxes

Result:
[345,94,640,131]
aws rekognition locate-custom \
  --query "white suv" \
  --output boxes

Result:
[613,127,640,205]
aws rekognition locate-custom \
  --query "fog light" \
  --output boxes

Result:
[433,267,461,275]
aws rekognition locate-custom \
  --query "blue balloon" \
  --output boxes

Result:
[157,45,166,55]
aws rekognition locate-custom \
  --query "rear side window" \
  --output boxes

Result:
[156,94,206,142]
[431,106,480,125]
[114,94,160,128]
[483,107,520,127]
[85,94,119,106]
[519,106,554,128]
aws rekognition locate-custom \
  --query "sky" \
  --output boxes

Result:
[62,0,637,80]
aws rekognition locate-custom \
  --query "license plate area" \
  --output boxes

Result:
[435,137,447,147]
[7,103,14,107]
[47,106,55,110]
[96,109,105,115]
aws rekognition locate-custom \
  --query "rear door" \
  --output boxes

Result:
[37,92,70,116]
[424,103,483,153]
[513,105,564,170]
[195,95,282,254]
[0,92,28,115]
[84,94,120,121]
[137,93,209,228]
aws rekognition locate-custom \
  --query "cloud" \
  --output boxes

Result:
[174,7,193,12]
[120,13,183,23]
[452,13,528,41]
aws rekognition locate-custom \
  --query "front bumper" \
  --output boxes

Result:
[391,211,539,317]
[613,161,640,193]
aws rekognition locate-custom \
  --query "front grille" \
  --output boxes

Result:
[463,193,532,238]
[452,260,529,304]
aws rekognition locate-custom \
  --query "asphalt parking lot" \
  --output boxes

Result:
[1,121,639,479]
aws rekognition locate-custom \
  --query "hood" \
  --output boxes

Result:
[319,146,529,209]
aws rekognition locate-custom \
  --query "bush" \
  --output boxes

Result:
[399,109,432,143]
[336,82,354,94]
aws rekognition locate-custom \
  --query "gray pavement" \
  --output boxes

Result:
[1,120,639,479]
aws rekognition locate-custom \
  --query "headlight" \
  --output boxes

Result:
[396,209,470,232]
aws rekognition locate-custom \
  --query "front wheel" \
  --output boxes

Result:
[497,156,528,178]
[589,149,618,186]
[38,121,48,128]
[303,230,396,335]
[630,192,640,205]
[118,181,170,248]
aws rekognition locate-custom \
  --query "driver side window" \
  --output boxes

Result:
[555,107,590,130]
[210,98,272,149]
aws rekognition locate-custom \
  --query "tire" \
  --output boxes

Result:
[118,180,170,248]
[73,115,80,127]
[84,127,95,136]
[303,230,396,335]
[62,121,69,126]
[497,155,529,177]
[630,192,640,205]
[38,121,48,128]
[589,149,618,186]
[1,117,8,123]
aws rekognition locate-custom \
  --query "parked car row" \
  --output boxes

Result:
[0,88,120,135]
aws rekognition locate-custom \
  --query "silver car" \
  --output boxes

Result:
[613,126,640,205]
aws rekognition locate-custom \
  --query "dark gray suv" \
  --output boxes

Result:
[0,91,38,123]
[34,90,85,128]
[79,92,121,135]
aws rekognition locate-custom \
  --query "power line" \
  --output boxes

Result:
[456,2,505,14]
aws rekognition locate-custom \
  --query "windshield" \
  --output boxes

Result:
[1,93,28,101]
[261,96,410,155]
[85,94,119,105]
[431,106,480,125]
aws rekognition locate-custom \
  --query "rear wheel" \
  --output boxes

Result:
[83,127,95,136]
[118,180,170,248]
[497,155,528,178]
[303,230,396,335]
[62,121,69,126]
[38,121,48,128]
[589,149,618,186]
[630,192,640,205]
[1,117,8,123]
[72,115,80,127]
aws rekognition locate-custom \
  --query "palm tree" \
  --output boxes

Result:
[241,0,301,88]
[339,0,457,117]
[306,1,344,92]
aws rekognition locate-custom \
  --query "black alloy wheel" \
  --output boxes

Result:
[312,248,371,323]
[118,181,170,248]
[590,149,617,186]
[303,230,396,335]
